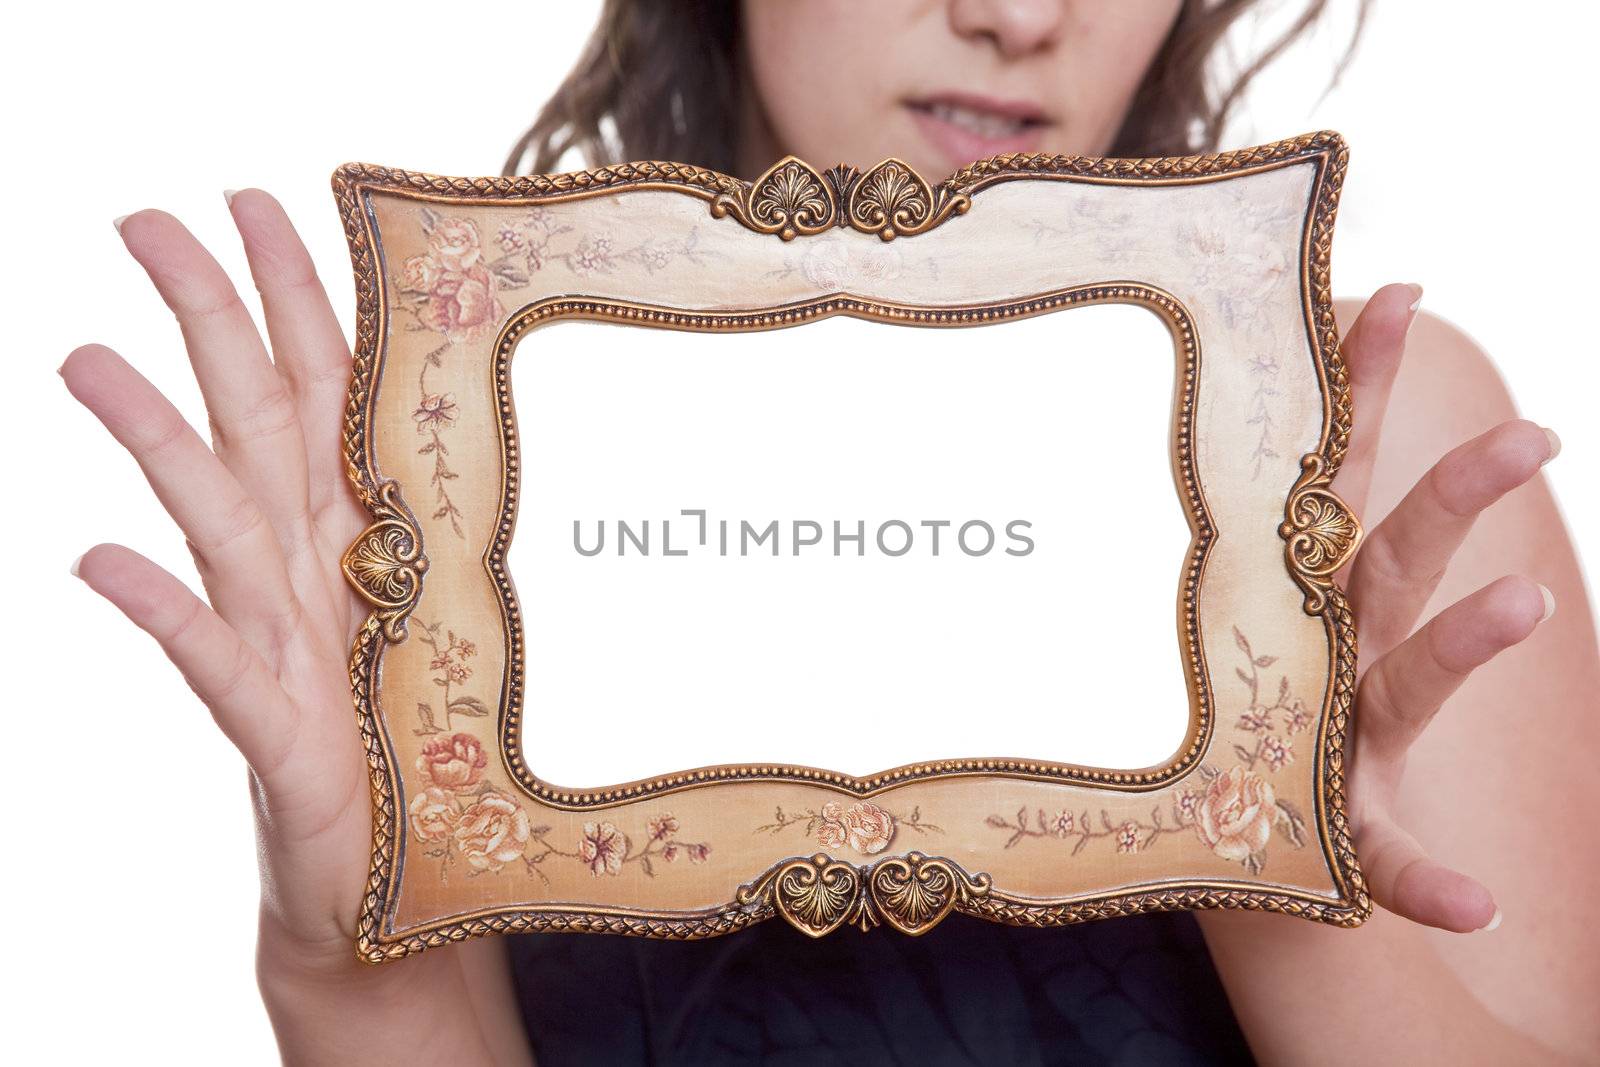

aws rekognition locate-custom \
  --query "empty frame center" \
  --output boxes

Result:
[505,305,1192,786]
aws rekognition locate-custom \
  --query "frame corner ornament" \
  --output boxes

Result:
[1281,453,1363,615]
[737,852,992,937]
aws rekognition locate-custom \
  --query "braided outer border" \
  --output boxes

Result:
[333,131,1370,962]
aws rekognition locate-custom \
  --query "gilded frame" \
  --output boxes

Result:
[335,131,1369,963]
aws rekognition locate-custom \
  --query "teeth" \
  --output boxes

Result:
[925,102,1028,138]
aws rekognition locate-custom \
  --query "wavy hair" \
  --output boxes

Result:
[504,1,1367,178]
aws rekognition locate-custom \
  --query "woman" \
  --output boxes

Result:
[58,1,1600,1063]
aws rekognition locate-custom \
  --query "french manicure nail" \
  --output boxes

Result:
[1537,584,1556,623]
[70,552,85,578]
[1481,907,1502,932]
[1542,427,1562,463]
[112,214,129,234]
[223,189,239,206]
[1405,283,1424,315]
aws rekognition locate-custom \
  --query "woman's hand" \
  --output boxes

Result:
[61,191,525,1064]
[1330,282,1559,933]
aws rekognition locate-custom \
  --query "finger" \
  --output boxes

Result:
[1355,814,1497,932]
[58,343,316,661]
[1349,419,1558,658]
[1330,282,1420,518]
[115,209,317,573]
[71,542,297,782]
[223,188,353,521]
[1356,575,1550,768]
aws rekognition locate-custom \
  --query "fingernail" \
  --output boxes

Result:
[112,214,129,234]
[70,551,85,578]
[223,189,239,207]
[1537,583,1556,622]
[1405,283,1424,315]
[1542,427,1562,464]
[1481,906,1502,932]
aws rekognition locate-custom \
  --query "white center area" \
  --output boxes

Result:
[507,307,1193,787]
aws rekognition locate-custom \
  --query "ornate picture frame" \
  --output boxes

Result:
[335,131,1369,963]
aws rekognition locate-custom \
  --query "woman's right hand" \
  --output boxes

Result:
[61,191,524,1064]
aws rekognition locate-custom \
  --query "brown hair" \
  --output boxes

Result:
[503,1,1367,179]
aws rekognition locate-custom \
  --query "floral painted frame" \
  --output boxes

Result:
[335,131,1370,963]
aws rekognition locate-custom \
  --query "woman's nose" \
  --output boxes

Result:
[948,0,1066,58]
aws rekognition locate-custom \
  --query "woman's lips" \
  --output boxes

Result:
[905,94,1050,169]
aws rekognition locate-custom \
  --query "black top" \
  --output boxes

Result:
[509,910,1254,1065]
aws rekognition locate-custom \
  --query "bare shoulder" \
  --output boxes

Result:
[1335,296,1521,508]
[1336,295,1515,399]
[1329,295,1600,1056]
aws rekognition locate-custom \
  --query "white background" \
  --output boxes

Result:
[9,2,1598,1061]
[510,312,1188,785]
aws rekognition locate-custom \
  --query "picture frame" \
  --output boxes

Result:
[334,130,1370,963]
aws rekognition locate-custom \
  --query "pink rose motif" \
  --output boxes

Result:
[686,843,710,863]
[647,814,679,841]
[400,254,440,293]
[1194,767,1276,862]
[815,803,848,849]
[408,786,457,843]
[580,821,629,876]
[1047,810,1074,838]
[427,218,484,273]
[841,801,895,855]
[814,802,896,854]
[1116,821,1141,854]
[416,732,488,791]
[453,793,531,872]
[421,263,502,344]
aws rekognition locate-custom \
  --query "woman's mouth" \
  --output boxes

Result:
[905,94,1051,169]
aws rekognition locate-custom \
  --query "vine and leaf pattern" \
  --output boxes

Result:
[391,207,713,538]
[412,617,490,735]
[1022,202,1295,483]
[985,802,1189,856]
[1229,625,1312,773]
[407,624,710,885]
[754,801,942,856]
[1245,352,1282,481]
[984,627,1308,875]
[524,813,712,885]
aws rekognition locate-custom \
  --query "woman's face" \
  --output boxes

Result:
[738,0,1183,179]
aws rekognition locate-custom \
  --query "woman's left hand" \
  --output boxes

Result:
[1330,282,1559,932]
